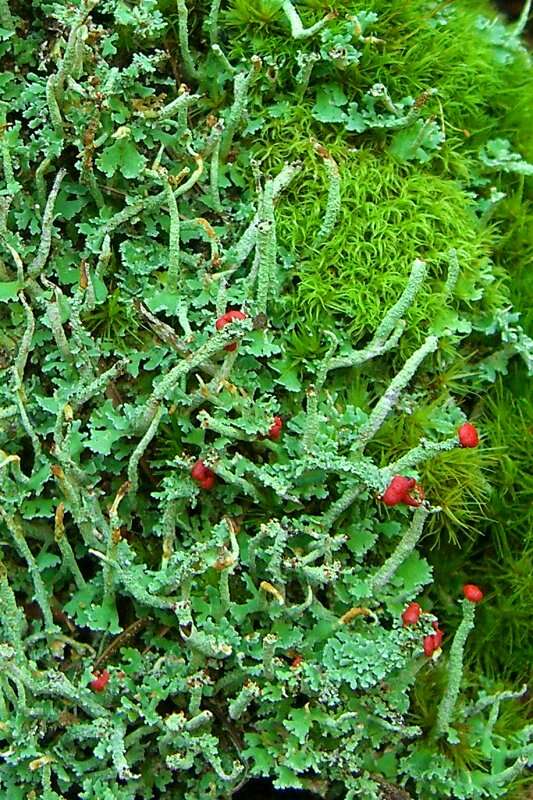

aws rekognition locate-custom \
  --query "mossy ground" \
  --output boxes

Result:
[1,0,530,794]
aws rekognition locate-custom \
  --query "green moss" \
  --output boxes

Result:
[359,0,533,152]
[269,146,497,347]
[479,369,533,547]
[467,370,533,681]
[491,184,533,333]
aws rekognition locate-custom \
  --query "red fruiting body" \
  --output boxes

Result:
[423,622,444,657]
[268,416,283,441]
[191,460,216,490]
[463,583,484,603]
[403,482,425,508]
[382,475,425,507]
[458,422,479,448]
[432,621,444,648]
[291,654,303,669]
[215,310,247,352]
[89,669,110,692]
[423,635,437,657]
[402,602,422,626]
[199,473,216,491]
[382,476,415,506]
[191,460,208,481]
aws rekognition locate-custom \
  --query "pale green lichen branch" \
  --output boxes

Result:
[224,161,301,270]
[44,293,75,366]
[229,682,261,720]
[127,405,164,496]
[303,331,338,453]
[28,168,66,278]
[371,259,427,347]
[93,156,202,253]
[164,179,183,292]
[220,57,261,160]
[54,504,87,590]
[383,436,458,478]
[206,0,222,46]
[464,684,528,720]
[262,634,277,679]
[209,122,224,213]
[139,319,252,431]
[296,51,320,96]
[0,645,108,718]
[175,150,204,198]
[14,293,34,380]
[356,335,439,449]
[176,0,199,81]
[0,559,26,655]
[72,358,128,410]
[444,248,460,297]
[435,599,476,737]
[35,157,52,209]
[46,75,64,137]
[256,179,276,315]
[3,242,25,284]
[211,44,234,73]
[0,510,58,635]
[11,367,42,464]
[157,89,200,122]
[480,748,533,792]
[319,485,364,533]
[515,0,532,36]
[282,0,334,39]
[90,549,181,611]
[0,102,18,194]
[327,259,427,372]
[313,141,341,241]
[370,505,430,592]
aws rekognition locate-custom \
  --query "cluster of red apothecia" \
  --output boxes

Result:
[381,476,425,508]
[190,459,217,491]
[215,309,247,352]
[401,583,484,658]
[189,416,284,492]
[188,311,285,491]
[380,423,480,507]
[89,670,110,692]
[88,589,484,690]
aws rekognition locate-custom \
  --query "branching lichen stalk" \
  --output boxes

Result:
[435,599,476,736]
[0,510,57,634]
[356,335,439,448]
[256,179,276,315]
[220,58,261,160]
[28,169,66,278]
[176,0,199,81]
[281,0,334,39]
[314,142,341,241]
[371,506,430,591]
